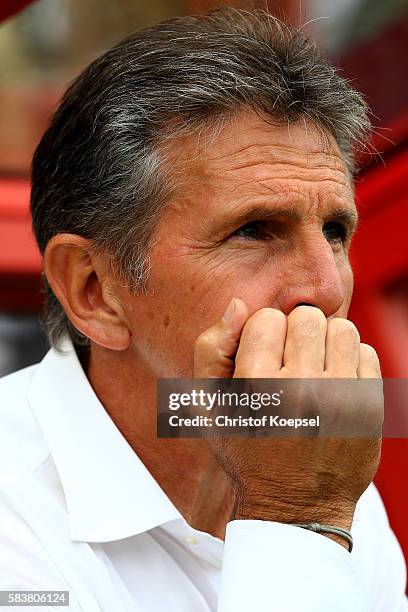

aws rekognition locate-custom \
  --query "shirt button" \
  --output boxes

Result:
[184,535,198,545]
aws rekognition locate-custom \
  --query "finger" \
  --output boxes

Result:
[283,306,327,375]
[357,343,382,378]
[325,318,360,377]
[234,308,287,377]
[193,297,248,378]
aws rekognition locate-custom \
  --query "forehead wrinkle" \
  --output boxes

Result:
[163,117,353,214]
[258,173,350,189]
[203,127,346,160]
[215,150,348,175]
[164,123,350,196]
[207,139,344,159]
[209,170,352,204]
[203,112,336,158]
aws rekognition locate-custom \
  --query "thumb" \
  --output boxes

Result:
[193,297,248,378]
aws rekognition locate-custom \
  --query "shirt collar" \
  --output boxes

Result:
[27,337,182,543]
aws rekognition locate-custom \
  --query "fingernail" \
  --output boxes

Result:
[222,298,236,323]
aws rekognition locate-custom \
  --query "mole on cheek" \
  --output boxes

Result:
[163,314,170,327]
[190,284,196,292]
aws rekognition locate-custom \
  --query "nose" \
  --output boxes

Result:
[277,235,345,318]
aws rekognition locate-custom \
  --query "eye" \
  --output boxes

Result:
[323,221,346,244]
[230,221,264,240]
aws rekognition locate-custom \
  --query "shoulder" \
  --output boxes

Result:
[0,363,37,401]
[0,365,50,488]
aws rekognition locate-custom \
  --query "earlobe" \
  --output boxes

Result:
[44,234,131,351]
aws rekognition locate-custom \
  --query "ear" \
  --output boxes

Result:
[44,234,131,350]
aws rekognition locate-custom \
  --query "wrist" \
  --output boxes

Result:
[233,503,354,551]
[293,523,354,551]
[232,490,355,532]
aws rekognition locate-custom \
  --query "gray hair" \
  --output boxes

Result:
[30,6,371,348]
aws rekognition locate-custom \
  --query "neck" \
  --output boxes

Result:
[86,344,235,540]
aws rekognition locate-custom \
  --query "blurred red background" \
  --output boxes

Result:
[1,0,407,569]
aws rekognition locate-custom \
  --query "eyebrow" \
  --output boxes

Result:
[217,203,359,233]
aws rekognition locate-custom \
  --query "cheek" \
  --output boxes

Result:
[144,255,272,360]
[153,240,291,331]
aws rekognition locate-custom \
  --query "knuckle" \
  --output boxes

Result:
[242,308,284,346]
[289,306,326,331]
[360,343,381,366]
[330,318,360,345]
[246,307,285,327]
[291,315,325,340]
[360,342,377,357]
[195,329,216,353]
[241,326,269,348]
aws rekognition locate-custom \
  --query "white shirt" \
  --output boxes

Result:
[0,338,406,612]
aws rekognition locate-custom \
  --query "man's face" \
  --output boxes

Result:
[121,109,357,377]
